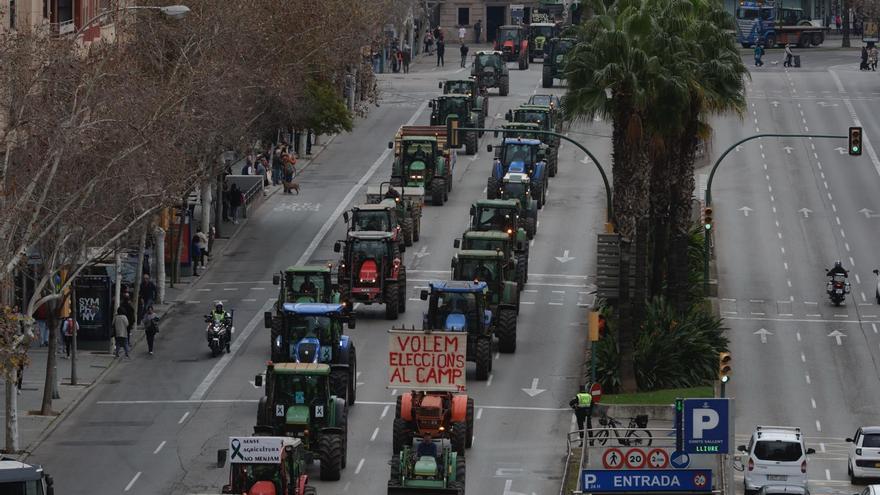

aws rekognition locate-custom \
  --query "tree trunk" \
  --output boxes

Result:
[132,223,148,325]
[648,150,673,298]
[40,299,59,414]
[174,202,186,283]
[5,370,18,453]
[154,226,166,304]
[200,180,212,238]
[667,128,700,313]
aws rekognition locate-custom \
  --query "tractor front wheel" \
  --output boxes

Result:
[348,347,357,405]
[499,76,510,96]
[496,309,518,353]
[451,421,467,455]
[542,65,554,88]
[412,215,421,241]
[466,397,475,448]
[486,177,500,200]
[385,284,400,320]
[456,456,467,486]
[392,417,412,455]
[524,218,536,240]
[516,253,529,285]
[475,337,492,380]
[318,434,344,481]
[398,267,407,314]
[403,217,414,247]
[465,131,477,155]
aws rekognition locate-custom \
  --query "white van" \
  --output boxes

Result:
[739,426,816,494]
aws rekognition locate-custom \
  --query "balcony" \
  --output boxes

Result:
[49,19,75,36]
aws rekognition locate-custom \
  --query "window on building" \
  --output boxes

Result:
[9,0,16,29]
[458,7,470,27]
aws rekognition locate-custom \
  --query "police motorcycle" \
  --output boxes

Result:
[826,273,851,306]
[204,302,234,357]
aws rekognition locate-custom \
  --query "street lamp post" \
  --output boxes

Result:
[74,4,191,37]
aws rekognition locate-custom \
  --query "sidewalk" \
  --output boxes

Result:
[2,135,337,459]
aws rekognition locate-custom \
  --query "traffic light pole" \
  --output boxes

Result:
[703,133,847,295]
[456,126,613,223]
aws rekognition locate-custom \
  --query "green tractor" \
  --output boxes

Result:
[267,266,342,351]
[542,37,576,88]
[429,95,481,155]
[471,50,509,96]
[420,281,494,380]
[365,182,423,246]
[469,198,534,244]
[344,203,407,250]
[450,250,519,353]
[388,128,454,207]
[388,438,465,495]
[497,172,539,230]
[439,79,487,121]
[497,122,559,177]
[254,362,347,481]
[528,22,559,62]
[454,229,528,288]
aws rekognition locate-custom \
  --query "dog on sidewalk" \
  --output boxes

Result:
[283,180,300,194]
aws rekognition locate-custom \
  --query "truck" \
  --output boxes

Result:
[389,126,455,206]
[219,436,316,495]
[734,1,827,48]
[0,457,55,494]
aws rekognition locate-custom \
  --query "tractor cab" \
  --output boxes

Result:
[455,230,526,288]
[470,200,521,234]
[421,281,491,334]
[451,250,519,311]
[495,25,527,57]
[500,172,531,203]
[508,105,557,136]
[499,122,543,140]
[528,94,562,111]
[221,436,310,495]
[528,22,559,57]
[440,79,477,96]
[473,50,504,73]
[399,138,439,187]
[471,50,509,96]
[272,266,336,304]
[345,204,399,238]
[269,302,353,363]
[429,95,472,126]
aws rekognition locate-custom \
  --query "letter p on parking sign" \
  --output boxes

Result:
[681,398,731,454]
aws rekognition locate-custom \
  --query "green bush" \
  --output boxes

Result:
[634,297,728,391]
[589,322,621,394]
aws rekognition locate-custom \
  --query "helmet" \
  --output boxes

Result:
[215,301,224,312]
[834,260,843,269]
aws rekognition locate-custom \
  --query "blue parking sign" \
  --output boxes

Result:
[581,469,712,492]
[682,398,729,454]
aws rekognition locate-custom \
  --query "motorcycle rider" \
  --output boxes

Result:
[826,260,851,300]
[207,301,232,352]
[826,260,849,278]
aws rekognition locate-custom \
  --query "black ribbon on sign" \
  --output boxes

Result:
[230,438,244,460]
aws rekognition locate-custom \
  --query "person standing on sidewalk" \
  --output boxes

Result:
[229,183,244,224]
[460,42,469,68]
[754,43,764,67]
[61,315,78,359]
[458,25,466,43]
[121,296,135,343]
[143,306,159,355]
[474,20,482,43]
[402,45,411,73]
[436,36,445,67]
[139,274,157,321]
[272,146,284,186]
[569,385,594,445]
[113,307,130,358]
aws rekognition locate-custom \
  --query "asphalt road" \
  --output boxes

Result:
[710,47,880,494]
[29,59,610,494]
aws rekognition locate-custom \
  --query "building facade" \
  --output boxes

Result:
[1,0,118,43]
[437,1,569,42]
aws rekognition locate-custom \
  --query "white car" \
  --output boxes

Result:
[847,426,880,482]
[739,426,816,494]
[854,485,880,495]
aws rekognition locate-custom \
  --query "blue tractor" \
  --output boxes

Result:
[264,302,357,405]
[420,281,494,380]
[486,138,548,207]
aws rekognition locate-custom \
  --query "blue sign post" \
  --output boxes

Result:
[581,469,712,492]
[680,398,730,454]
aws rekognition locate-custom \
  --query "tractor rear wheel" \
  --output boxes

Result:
[348,346,357,405]
[385,284,400,320]
[542,65,554,88]
[412,215,421,241]
[524,218,536,240]
[515,258,527,289]
[465,131,477,155]
[330,369,349,404]
[466,398,475,448]
[456,456,467,486]
[475,337,492,380]
[532,182,545,209]
[318,434,344,481]
[403,218,414,247]
[431,179,445,206]
[486,177,500,200]
[392,417,412,455]
[496,309,517,353]
[337,399,348,468]
[303,486,317,495]
[451,421,467,455]
[398,267,407,313]
[395,395,402,418]
[548,154,558,177]
[499,76,510,96]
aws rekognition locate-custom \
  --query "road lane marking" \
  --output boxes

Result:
[805,374,811,384]
[816,420,822,431]
[801,353,806,362]
[727,316,873,324]
[125,472,142,492]
[797,331,802,341]
[381,405,389,419]
[370,427,379,441]
[355,458,365,474]
[856,274,861,284]
[296,99,429,266]
[190,299,275,401]
[825,469,831,481]
[477,408,483,420]
[811,397,816,408]
[873,323,878,334]
[153,441,166,454]
[486,373,494,387]
[178,411,190,424]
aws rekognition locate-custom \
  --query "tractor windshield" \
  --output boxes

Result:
[475,207,514,231]
[288,315,333,340]
[530,95,553,106]
[445,81,473,94]
[498,28,520,42]
[404,142,433,166]
[353,211,391,232]
[351,239,390,260]
[286,273,327,302]
[438,98,468,118]
[476,53,501,69]
[431,292,479,329]
[504,143,536,165]
[515,111,549,128]
[531,25,555,38]
[465,237,507,252]
[274,373,321,406]
[457,259,498,284]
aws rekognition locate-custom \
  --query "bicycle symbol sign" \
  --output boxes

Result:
[648,448,670,468]
[602,448,625,469]
[624,448,647,469]
[693,473,708,487]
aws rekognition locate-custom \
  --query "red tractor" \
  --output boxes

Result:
[393,391,474,456]
[494,25,529,70]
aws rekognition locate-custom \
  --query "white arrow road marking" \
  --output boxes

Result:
[414,246,431,258]
[495,113,503,119]
[735,145,742,152]
[754,328,773,344]
[580,156,591,164]
[522,378,546,397]
[469,153,480,162]
[555,250,575,263]
[783,146,793,154]
[828,330,847,346]
[798,208,812,218]
[835,147,848,155]
[859,208,880,218]
[502,479,535,495]
[739,206,753,217]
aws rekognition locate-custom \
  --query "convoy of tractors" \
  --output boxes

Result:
[219,23,572,495]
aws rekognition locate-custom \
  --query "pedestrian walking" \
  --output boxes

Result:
[229,183,244,224]
[424,30,434,55]
[240,156,255,175]
[861,46,869,70]
[306,130,314,155]
[754,43,764,67]
[121,296,135,343]
[255,155,269,189]
[474,20,482,43]
[139,273,157,321]
[402,46,411,73]
[61,315,78,358]
[113,307,130,358]
[433,26,441,42]
[271,146,283,185]
[836,14,842,33]
[282,153,299,194]
[870,45,878,70]
[13,306,28,394]
[569,385,594,445]
[143,306,159,355]
[460,42,469,68]
[436,37,445,67]
[221,179,231,221]
[458,25,466,43]
[783,43,795,67]
[194,230,209,268]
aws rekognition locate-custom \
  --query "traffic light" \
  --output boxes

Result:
[718,351,732,383]
[703,207,713,231]
[447,117,461,149]
[849,126,863,156]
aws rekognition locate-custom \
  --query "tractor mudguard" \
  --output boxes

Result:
[492,161,504,181]
[339,335,351,353]
[320,426,345,436]
[501,282,519,306]
[534,162,546,181]
[451,395,468,423]
[400,393,414,421]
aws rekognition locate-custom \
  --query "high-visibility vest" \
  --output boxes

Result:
[576,392,592,408]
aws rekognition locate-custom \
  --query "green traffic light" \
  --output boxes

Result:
[853,146,860,153]
[720,375,730,383]
[704,223,712,230]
